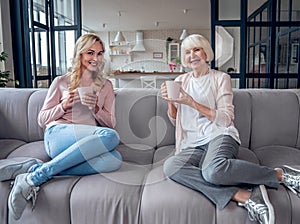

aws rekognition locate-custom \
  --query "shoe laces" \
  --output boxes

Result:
[10,180,40,210]
[26,185,40,210]
[283,173,300,197]
[243,199,269,223]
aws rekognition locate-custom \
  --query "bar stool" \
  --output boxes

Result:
[140,76,157,89]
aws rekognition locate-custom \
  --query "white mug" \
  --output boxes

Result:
[77,86,94,109]
[166,81,182,99]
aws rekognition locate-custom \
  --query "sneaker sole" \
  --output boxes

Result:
[0,157,40,181]
[259,185,275,224]
[283,165,300,174]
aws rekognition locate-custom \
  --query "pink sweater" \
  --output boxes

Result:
[38,73,116,129]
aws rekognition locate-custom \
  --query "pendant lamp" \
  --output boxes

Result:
[114,11,126,43]
[114,31,125,42]
[179,9,189,41]
[179,29,189,40]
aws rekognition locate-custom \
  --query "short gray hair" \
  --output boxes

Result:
[181,34,214,67]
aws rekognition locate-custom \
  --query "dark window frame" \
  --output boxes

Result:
[10,0,81,88]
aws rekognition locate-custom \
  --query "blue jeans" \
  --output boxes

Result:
[29,124,122,186]
[163,135,280,209]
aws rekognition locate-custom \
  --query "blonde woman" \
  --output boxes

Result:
[161,34,300,224]
[3,33,122,220]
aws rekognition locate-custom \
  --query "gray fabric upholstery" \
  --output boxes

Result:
[232,89,251,148]
[250,90,299,149]
[0,87,299,224]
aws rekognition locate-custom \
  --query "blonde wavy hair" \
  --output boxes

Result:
[181,34,214,67]
[69,33,106,90]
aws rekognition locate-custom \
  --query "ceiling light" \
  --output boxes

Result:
[179,29,189,40]
[179,9,190,40]
[155,21,159,27]
[113,11,126,44]
[114,31,125,42]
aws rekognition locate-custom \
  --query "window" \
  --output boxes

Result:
[211,0,300,88]
[11,0,82,88]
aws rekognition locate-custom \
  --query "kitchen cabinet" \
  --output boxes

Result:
[168,43,180,63]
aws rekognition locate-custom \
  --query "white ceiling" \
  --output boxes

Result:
[82,0,210,32]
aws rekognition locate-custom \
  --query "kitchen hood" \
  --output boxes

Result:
[131,31,146,52]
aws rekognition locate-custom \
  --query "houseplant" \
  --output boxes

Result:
[0,51,12,87]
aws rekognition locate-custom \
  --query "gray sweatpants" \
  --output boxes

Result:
[163,135,280,209]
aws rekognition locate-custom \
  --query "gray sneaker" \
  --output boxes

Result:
[8,173,39,220]
[281,165,300,196]
[0,157,41,181]
[239,185,274,224]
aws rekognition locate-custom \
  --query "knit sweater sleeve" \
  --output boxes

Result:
[93,80,116,128]
[37,77,66,128]
[214,73,235,127]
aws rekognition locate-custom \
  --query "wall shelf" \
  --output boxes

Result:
[109,44,132,62]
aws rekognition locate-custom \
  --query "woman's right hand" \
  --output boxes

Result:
[161,81,177,119]
[62,89,79,111]
[160,82,168,99]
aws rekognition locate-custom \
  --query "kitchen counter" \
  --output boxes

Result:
[113,71,184,75]
[110,72,184,88]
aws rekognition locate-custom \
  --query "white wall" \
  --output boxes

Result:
[99,29,210,74]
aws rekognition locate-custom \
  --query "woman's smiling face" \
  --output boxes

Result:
[184,47,207,69]
[81,41,104,72]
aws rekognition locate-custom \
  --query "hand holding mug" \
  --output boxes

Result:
[160,82,168,99]
[62,89,80,111]
[77,87,97,110]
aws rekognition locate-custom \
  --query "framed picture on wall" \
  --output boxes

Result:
[153,52,163,59]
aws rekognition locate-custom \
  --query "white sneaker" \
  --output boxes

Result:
[281,165,300,196]
[238,185,274,224]
[8,173,39,220]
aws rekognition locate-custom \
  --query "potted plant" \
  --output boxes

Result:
[0,51,12,87]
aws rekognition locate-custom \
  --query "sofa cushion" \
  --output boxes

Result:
[0,139,25,159]
[141,166,216,224]
[290,89,300,149]
[153,145,175,168]
[250,90,299,149]
[115,88,158,148]
[232,90,251,148]
[28,89,47,142]
[253,145,300,168]
[0,181,12,224]
[237,146,259,164]
[117,143,154,166]
[156,93,176,148]
[8,176,80,224]
[70,164,149,224]
[0,88,36,141]
[7,141,50,162]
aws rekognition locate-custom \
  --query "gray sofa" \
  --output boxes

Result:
[0,87,300,224]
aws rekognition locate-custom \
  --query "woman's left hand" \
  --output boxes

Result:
[167,88,194,107]
[80,91,98,110]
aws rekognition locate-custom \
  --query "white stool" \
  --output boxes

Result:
[140,76,157,89]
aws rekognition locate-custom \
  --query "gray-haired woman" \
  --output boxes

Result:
[161,34,300,224]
